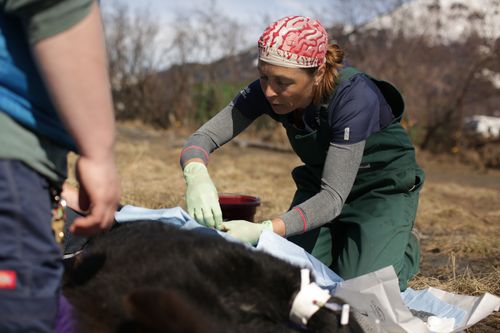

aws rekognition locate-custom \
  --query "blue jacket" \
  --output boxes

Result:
[0,12,77,151]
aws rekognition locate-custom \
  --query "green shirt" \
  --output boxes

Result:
[1,0,93,45]
[0,112,68,183]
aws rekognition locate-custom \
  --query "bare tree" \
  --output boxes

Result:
[334,0,500,153]
[166,0,248,126]
[103,4,171,127]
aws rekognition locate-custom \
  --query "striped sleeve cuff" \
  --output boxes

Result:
[180,145,209,166]
[280,207,309,237]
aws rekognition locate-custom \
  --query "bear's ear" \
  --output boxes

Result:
[121,289,214,333]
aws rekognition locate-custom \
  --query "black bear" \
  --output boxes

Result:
[63,222,365,333]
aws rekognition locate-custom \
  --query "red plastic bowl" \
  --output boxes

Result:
[218,193,261,222]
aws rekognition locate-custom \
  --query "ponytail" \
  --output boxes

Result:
[310,44,344,105]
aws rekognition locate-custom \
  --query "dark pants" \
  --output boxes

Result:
[0,160,63,332]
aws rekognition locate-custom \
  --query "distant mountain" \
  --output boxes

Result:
[158,48,258,84]
[361,0,500,42]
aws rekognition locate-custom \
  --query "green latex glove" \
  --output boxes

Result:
[221,220,273,245]
[183,162,223,229]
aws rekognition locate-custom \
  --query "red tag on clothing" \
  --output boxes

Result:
[0,270,16,289]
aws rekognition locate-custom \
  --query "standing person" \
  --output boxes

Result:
[0,0,120,331]
[180,15,424,291]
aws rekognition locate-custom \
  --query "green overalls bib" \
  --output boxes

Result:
[284,67,424,290]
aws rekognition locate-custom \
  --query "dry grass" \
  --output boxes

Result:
[67,123,500,332]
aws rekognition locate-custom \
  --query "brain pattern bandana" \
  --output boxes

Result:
[258,16,328,68]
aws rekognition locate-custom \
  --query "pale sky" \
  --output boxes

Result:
[104,1,339,43]
[102,0,406,67]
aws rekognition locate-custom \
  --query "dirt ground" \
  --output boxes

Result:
[68,123,499,332]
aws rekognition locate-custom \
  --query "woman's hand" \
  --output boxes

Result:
[183,162,223,229]
[221,220,273,245]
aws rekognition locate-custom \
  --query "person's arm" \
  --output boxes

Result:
[180,79,267,167]
[180,103,256,167]
[221,142,364,243]
[278,141,364,237]
[32,1,113,162]
[181,103,257,228]
[31,1,120,236]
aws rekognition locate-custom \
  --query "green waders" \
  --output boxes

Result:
[285,68,424,290]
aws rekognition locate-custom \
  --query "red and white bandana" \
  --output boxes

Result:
[258,16,328,68]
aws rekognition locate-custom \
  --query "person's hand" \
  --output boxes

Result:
[221,220,273,245]
[69,155,121,236]
[183,162,223,229]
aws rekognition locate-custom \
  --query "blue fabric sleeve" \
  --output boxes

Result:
[329,75,382,144]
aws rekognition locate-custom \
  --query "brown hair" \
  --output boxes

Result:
[306,44,344,105]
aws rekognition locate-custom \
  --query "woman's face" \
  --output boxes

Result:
[258,61,316,115]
